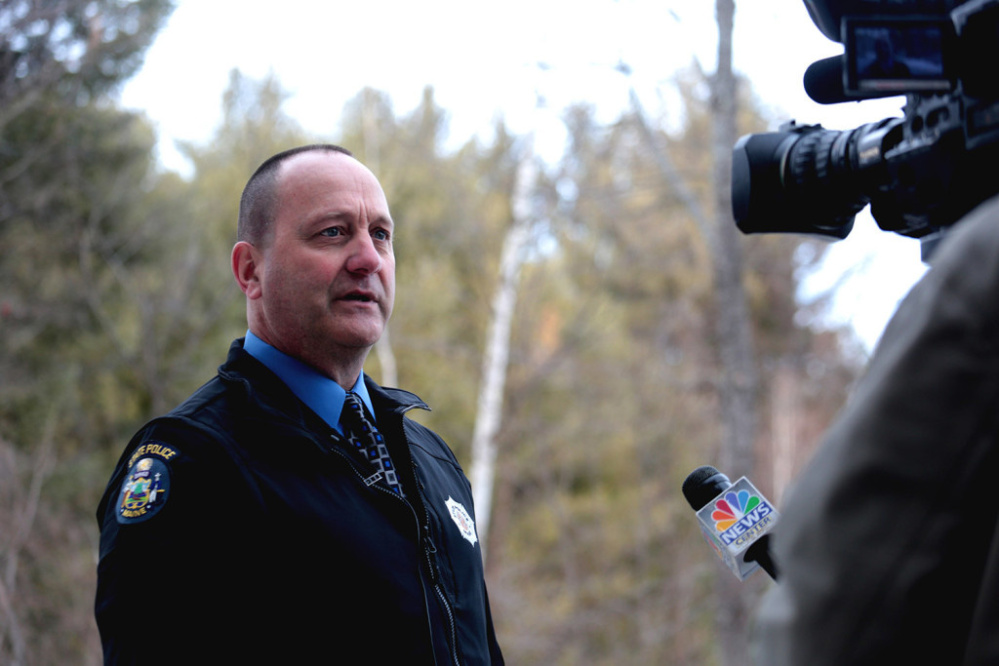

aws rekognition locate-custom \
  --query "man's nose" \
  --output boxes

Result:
[345,232,383,274]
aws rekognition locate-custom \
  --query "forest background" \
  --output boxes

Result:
[1,1,887,664]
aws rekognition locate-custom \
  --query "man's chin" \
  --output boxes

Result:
[331,324,386,350]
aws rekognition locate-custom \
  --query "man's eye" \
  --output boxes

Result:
[373,229,391,241]
[320,227,342,237]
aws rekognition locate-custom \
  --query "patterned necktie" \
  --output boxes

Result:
[340,392,405,497]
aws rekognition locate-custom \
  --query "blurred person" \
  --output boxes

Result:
[95,145,504,665]
[863,32,911,79]
[753,194,999,664]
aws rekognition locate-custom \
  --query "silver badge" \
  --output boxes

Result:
[444,496,478,546]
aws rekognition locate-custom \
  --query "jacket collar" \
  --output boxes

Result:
[220,338,430,423]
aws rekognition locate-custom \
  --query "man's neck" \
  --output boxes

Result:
[242,331,374,430]
[246,328,368,389]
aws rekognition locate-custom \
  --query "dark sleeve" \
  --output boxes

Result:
[484,585,505,665]
[95,419,259,665]
[753,195,999,664]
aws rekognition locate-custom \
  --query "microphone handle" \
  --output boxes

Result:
[745,534,779,580]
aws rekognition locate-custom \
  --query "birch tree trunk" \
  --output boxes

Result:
[469,154,535,561]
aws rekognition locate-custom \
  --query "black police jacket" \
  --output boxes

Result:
[96,339,504,665]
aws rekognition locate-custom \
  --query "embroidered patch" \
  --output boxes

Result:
[445,496,478,546]
[115,443,177,524]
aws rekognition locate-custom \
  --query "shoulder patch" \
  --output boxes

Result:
[115,443,177,524]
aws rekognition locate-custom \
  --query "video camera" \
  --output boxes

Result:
[732,0,999,260]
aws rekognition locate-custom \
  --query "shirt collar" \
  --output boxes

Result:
[242,330,374,432]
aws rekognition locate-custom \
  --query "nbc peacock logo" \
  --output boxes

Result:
[711,488,774,546]
[712,489,760,531]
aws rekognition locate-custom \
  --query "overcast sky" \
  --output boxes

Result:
[119,0,930,350]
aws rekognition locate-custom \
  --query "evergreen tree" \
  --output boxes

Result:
[0,2,174,662]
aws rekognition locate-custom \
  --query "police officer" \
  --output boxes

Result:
[95,145,504,665]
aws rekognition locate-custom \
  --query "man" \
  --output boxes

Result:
[95,145,504,665]
[753,193,999,664]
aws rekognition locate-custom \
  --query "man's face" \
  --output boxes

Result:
[250,151,395,372]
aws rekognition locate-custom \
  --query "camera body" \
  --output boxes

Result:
[733,0,999,260]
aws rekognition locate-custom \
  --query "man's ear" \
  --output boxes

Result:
[232,241,263,299]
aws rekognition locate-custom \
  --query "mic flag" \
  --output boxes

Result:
[682,465,779,581]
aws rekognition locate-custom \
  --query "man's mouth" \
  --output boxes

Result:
[342,292,374,303]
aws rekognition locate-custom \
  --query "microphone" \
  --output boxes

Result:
[803,55,906,105]
[804,55,851,105]
[682,465,779,580]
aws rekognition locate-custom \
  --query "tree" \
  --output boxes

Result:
[0,18,864,655]
[0,0,173,121]
[707,1,761,661]
[470,147,539,559]
[480,52,860,660]
[0,3,174,663]
[619,1,764,659]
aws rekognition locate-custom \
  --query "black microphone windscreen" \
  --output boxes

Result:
[682,465,732,511]
[804,55,850,104]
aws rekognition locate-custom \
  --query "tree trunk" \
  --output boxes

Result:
[710,1,761,664]
[469,155,534,561]
[633,2,759,661]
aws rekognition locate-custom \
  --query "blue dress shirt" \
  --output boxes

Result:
[242,330,374,434]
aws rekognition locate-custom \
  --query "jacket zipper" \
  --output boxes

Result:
[421,509,461,666]
[385,412,463,666]
[327,438,461,665]
[403,443,461,666]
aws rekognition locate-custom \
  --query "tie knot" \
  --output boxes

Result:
[344,391,363,410]
[341,392,372,431]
